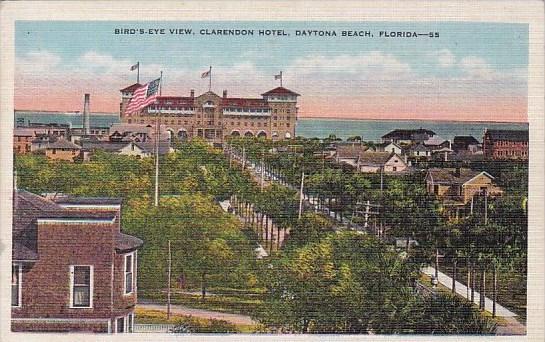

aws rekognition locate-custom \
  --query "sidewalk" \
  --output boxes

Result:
[421,266,517,317]
[137,303,257,326]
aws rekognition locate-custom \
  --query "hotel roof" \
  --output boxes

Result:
[47,139,81,150]
[120,83,142,92]
[261,86,300,97]
[485,129,529,142]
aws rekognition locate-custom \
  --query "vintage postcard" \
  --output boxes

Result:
[1,1,544,341]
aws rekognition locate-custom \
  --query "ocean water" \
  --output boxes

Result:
[14,112,528,142]
[296,118,529,141]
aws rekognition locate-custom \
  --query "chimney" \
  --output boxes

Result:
[223,90,228,98]
[454,167,461,177]
[83,93,90,135]
[190,89,195,98]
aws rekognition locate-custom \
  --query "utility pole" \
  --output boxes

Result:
[260,150,265,191]
[380,166,384,194]
[228,143,232,168]
[484,188,488,225]
[298,171,305,219]
[154,71,163,207]
[242,147,246,170]
[167,239,171,320]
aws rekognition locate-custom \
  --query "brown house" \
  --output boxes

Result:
[45,139,82,162]
[12,190,143,333]
[482,129,529,160]
[426,168,502,219]
[13,128,34,154]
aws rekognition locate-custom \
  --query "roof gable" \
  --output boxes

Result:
[261,87,300,96]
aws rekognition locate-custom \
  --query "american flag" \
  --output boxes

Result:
[125,78,161,114]
[201,69,211,78]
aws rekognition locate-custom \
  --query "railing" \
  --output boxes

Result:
[134,324,175,333]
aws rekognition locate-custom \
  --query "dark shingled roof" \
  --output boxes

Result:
[382,128,436,140]
[116,232,143,253]
[336,144,369,159]
[358,152,394,166]
[47,139,81,150]
[135,141,172,155]
[261,87,300,97]
[427,168,493,184]
[453,135,480,146]
[120,83,142,92]
[485,129,528,142]
[80,141,130,152]
[13,190,121,261]
[53,196,123,205]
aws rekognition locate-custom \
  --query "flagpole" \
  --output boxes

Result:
[209,66,212,91]
[155,71,162,207]
[280,71,283,87]
[137,62,140,84]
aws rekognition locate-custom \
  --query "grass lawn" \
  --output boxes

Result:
[139,288,265,316]
[134,308,261,333]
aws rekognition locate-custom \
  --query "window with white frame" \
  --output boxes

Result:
[70,265,93,308]
[124,253,134,294]
[12,264,21,307]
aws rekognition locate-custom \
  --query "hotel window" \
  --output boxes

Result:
[12,264,21,307]
[124,253,134,294]
[70,265,93,308]
[116,317,125,333]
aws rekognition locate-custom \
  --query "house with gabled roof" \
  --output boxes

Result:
[356,151,409,174]
[12,190,143,333]
[426,167,502,205]
[44,138,82,162]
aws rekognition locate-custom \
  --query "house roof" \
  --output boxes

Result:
[80,141,130,152]
[336,144,368,159]
[485,129,528,142]
[409,143,432,152]
[382,128,436,140]
[120,83,142,92]
[358,152,395,166]
[14,128,35,137]
[13,190,139,261]
[453,135,480,146]
[424,135,448,146]
[115,232,143,253]
[135,140,172,155]
[261,87,300,97]
[47,139,81,150]
[427,168,494,184]
[53,196,123,205]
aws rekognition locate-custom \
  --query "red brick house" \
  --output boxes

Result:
[12,190,143,333]
[482,129,529,160]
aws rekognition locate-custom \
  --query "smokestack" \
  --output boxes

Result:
[223,90,228,98]
[190,89,195,98]
[83,94,90,135]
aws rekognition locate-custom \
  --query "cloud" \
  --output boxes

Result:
[287,51,413,80]
[16,50,62,76]
[429,49,456,68]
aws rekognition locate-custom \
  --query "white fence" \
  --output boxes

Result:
[134,324,175,333]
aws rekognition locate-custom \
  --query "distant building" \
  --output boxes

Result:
[120,85,300,142]
[452,135,481,153]
[356,152,409,174]
[375,141,403,155]
[381,128,436,145]
[407,143,432,160]
[13,128,34,154]
[483,129,529,160]
[80,140,173,159]
[426,167,502,219]
[12,190,143,333]
[334,144,369,164]
[44,138,82,162]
